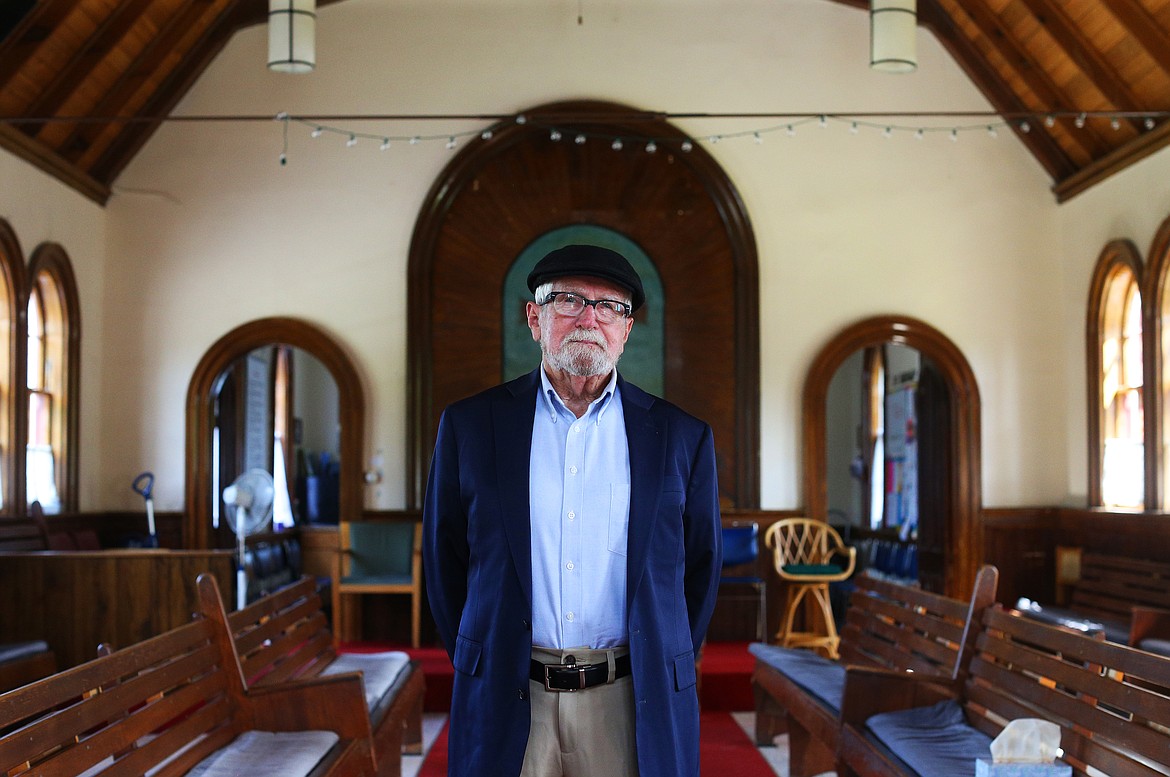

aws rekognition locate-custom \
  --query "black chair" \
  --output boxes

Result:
[719,522,768,642]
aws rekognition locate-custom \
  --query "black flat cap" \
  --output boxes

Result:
[526,244,645,311]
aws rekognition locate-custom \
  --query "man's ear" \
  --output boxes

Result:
[526,301,542,342]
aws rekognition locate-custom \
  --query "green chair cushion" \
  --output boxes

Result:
[782,563,844,576]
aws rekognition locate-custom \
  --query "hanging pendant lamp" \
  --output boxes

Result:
[870,0,917,73]
[268,0,316,74]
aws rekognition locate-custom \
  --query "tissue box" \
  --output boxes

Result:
[975,759,1072,777]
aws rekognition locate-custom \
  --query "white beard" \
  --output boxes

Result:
[542,327,618,377]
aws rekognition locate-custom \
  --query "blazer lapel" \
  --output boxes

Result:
[493,370,540,608]
[620,376,666,610]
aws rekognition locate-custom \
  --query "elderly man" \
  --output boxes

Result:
[423,243,722,777]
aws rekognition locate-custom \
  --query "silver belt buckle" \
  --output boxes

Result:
[543,656,586,692]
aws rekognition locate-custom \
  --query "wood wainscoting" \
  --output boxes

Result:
[0,548,233,671]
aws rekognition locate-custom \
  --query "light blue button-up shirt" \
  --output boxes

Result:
[529,368,631,649]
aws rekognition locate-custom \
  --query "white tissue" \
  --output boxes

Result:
[991,719,1061,764]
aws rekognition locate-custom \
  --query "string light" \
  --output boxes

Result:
[255,109,1169,163]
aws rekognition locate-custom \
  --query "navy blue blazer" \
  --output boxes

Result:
[423,369,723,777]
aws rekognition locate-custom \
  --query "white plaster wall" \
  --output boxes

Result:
[85,0,1068,511]
[1055,145,1170,505]
[0,149,107,510]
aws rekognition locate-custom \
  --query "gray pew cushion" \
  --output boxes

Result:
[186,730,340,777]
[749,642,845,711]
[322,650,411,712]
[0,640,50,663]
[865,698,992,777]
[1139,637,1170,657]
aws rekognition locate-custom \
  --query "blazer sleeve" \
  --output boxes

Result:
[683,422,722,651]
[422,408,469,658]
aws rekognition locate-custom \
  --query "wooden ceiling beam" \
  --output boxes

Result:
[26,0,155,141]
[940,0,1109,162]
[60,0,229,169]
[0,0,84,94]
[87,1,245,184]
[918,0,1078,183]
[1015,0,1146,133]
[1106,0,1170,76]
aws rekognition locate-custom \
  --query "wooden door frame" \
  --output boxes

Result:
[803,315,982,599]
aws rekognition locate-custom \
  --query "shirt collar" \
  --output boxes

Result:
[538,366,619,424]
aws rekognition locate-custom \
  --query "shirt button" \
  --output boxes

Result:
[566,612,575,622]
[567,511,575,521]
[569,466,578,475]
[573,424,582,433]
[566,561,574,570]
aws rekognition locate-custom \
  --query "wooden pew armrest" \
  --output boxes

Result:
[247,671,374,741]
[1130,605,1170,645]
[839,664,958,726]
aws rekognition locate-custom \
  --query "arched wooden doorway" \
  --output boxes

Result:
[407,100,760,509]
[803,315,982,599]
[184,317,365,549]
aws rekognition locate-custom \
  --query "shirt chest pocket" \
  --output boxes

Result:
[608,483,631,555]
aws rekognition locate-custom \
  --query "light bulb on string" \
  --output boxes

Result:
[785,125,795,137]
[575,134,586,145]
[914,128,924,140]
[481,129,493,140]
[1146,117,1156,130]
[346,134,357,147]
[818,115,827,129]
[1019,120,1031,133]
[645,140,657,153]
[310,127,323,138]
[987,125,997,138]
[611,138,624,150]
[1075,113,1086,128]
[681,140,693,152]
[950,128,958,141]
[446,136,457,149]
[882,126,892,138]
[753,132,763,144]
[379,138,390,151]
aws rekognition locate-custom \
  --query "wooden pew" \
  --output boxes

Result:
[198,574,425,777]
[0,574,376,776]
[0,548,233,671]
[751,565,998,777]
[1019,549,1170,651]
[836,604,1170,777]
[0,642,55,694]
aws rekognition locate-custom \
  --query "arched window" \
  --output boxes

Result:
[25,244,80,514]
[1087,240,1144,508]
[0,221,25,513]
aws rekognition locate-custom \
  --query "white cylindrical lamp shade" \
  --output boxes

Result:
[870,0,917,73]
[268,0,316,73]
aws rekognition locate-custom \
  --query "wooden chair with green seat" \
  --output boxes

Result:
[763,517,856,658]
[332,519,423,648]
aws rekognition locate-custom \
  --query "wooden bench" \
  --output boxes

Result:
[198,574,425,777]
[1018,549,1170,651]
[751,565,998,777]
[0,641,55,694]
[836,603,1170,777]
[0,574,376,776]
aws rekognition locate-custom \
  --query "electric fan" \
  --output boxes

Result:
[223,469,275,610]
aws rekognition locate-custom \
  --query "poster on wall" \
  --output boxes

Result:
[884,385,918,537]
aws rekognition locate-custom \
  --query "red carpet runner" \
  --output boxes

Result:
[418,711,775,776]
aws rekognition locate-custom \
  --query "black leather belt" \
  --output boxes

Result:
[530,654,631,691]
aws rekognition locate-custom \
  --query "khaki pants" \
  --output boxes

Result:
[520,646,639,777]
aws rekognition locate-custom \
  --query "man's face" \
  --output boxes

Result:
[526,275,634,378]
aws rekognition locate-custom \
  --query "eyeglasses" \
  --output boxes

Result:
[540,291,632,324]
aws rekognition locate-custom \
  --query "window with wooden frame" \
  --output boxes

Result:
[0,222,23,513]
[25,244,79,515]
[1087,240,1144,508]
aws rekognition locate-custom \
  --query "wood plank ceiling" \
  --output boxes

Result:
[1,0,1168,205]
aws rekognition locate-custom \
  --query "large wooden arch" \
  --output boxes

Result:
[802,315,982,599]
[184,317,364,548]
[407,100,760,509]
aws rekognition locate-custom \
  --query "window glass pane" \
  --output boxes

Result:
[1101,267,1142,508]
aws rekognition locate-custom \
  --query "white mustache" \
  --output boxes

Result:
[564,331,606,346]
